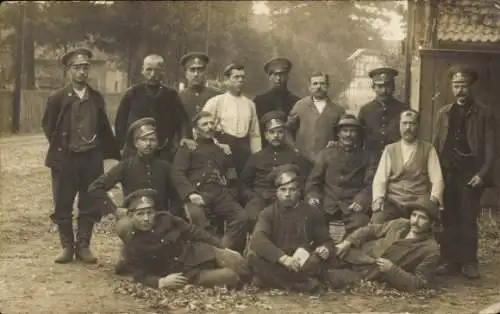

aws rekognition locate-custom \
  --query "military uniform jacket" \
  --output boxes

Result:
[123,212,222,288]
[114,83,190,152]
[88,155,179,214]
[253,88,300,120]
[240,145,312,202]
[179,86,222,120]
[42,85,121,170]
[305,145,376,215]
[250,201,333,263]
[358,97,409,158]
[171,138,234,202]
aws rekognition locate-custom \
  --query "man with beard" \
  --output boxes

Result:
[286,72,345,162]
[247,164,334,293]
[305,114,376,236]
[371,110,444,224]
[171,111,249,252]
[179,52,222,120]
[203,63,261,175]
[118,188,250,290]
[330,199,440,292]
[241,111,312,229]
[358,67,409,161]
[115,54,194,161]
[42,48,121,264]
[433,65,495,279]
[253,58,300,147]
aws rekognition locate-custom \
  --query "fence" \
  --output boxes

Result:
[0,90,123,134]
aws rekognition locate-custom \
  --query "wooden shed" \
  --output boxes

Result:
[406,0,500,207]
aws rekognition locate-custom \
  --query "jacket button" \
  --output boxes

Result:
[62,132,67,136]
[174,257,178,261]
[57,147,62,152]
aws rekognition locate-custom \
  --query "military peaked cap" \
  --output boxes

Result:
[267,164,301,187]
[62,47,93,67]
[369,67,398,84]
[264,57,292,74]
[261,110,286,130]
[448,64,478,85]
[123,188,158,211]
[180,52,210,68]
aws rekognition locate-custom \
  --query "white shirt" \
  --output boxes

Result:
[203,92,262,153]
[312,98,326,114]
[372,140,444,204]
[73,86,87,99]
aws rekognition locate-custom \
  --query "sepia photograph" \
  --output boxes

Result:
[0,1,499,313]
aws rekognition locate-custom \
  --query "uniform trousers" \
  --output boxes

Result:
[371,198,410,224]
[216,133,250,176]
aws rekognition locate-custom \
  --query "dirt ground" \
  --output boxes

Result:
[1,134,499,314]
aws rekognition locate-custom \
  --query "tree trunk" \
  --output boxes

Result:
[22,21,35,89]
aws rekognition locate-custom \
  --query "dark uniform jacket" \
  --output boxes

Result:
[343,218,439,292]
[123,212,222,288]
[240,145,312,202]
[88,155,180,214]
[171,138,235,202]
[179,86,222,120]
[42,85,121,170]
[358,97,409,157]
[433,101,495,184]
[254,88,300,120]
[115,83,190,153]
[305,145,376,215]
[250,201,333,263]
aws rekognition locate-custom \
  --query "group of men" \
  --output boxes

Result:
[41,46,494,294]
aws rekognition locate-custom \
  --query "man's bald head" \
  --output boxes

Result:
[142,54,164,86]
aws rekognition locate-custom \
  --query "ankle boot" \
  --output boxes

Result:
[75,219,97,264]
[55,223,74,264]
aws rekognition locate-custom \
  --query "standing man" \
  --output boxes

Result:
[371,110,444,224]
[42,48,121,264]
[203,63,261,174]
[179,52,222,120]
[115,54,193,161]
[286,72,345,162]
[358,67,409,161]
[433,65,495,279]
[253,57,300,120]
[305,114,375,236]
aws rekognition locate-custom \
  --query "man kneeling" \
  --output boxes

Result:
[247,164,334,293]
[118,188,250,289]
[330,198,440,292]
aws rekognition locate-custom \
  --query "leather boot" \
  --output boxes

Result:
[55,223,74,264]
[75,219,97,264]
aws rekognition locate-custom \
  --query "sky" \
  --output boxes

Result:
[251,1,406,41]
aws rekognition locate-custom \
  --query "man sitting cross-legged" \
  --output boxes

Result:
[117,188,250,290]
[329,198,440,292]
[247,164,334,293]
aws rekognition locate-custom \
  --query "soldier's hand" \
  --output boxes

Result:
[115,207,128,219]
[372,198,384,212]
[158,273,188,289]
[376,257,395,273]
[188,193,205,206]
[217,248,250,276]
[279,255,300,272]
[348,202,363,212]
[308,197,321,207]
[180,138,198,151]
[326,140,337,149]
[335,240,352,259]
[467,175,484,188]
[314,245,330,260]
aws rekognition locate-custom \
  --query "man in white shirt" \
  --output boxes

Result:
[371,110,444,224]
[203,63,261,175]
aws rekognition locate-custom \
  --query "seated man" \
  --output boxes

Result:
[88,117,181,217]
[330,198,440,292]
[171,111,249,252]
[306,114,375,235]
[371,110,444,224]
[118,188,250,290]
[241,110,311,228]
[248,164,334,293]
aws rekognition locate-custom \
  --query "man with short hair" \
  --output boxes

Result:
[248,164,334,293]
[371,110,444,224]
[286,72,345,162]
[358,67,409,161]
[171,111,249,252]
[433,65,495,279]
[306,114,375,235]
[118,188,250,290]
[115,54,194,161]
[42,47,121,264]
[241,110,311,228]
[202,63,261,174]
[179,52,222,120]
[330,199,441,292]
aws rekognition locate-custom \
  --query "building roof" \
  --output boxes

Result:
[438,0,500,42]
